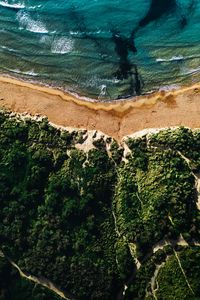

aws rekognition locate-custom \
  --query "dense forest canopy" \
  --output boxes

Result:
[0,111,200,299]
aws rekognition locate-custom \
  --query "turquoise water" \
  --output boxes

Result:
[0,0,200,100]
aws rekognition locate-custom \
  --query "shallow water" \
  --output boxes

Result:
[0,0,200,100]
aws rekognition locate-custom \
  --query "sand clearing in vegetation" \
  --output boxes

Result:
[0,75,200,141]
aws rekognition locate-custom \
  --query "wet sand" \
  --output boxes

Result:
[0,75,200,141]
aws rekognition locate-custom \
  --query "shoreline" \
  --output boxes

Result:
[0,75,200,141]
[0,74,196,110]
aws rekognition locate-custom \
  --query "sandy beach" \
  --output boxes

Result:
[0,75,200,141]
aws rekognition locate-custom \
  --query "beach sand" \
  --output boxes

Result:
[0,75,200,141]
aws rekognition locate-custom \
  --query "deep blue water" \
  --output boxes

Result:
[0,0,200,100]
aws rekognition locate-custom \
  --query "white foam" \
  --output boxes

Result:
[1,45,16,52]
[51,37,74,54]
[0,0,25,9]
[23,70,38,76]
[156,55,184,62]
[69,31,80,36]
[69,30,104,36]
[28,4,42,9]
[6,67,38,76]
[159,84,180,91]
[98,84,107,99]
[181,66,200,76]
[16,11,48,34]
[104,78,120,84]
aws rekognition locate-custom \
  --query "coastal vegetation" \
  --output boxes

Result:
[0,111,200,299]
[0,255,59,300]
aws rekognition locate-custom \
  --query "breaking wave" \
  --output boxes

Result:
[181,66,200,76]
[156,55,184,62]
[16,11,48,33]
[51,37,74,54]
[4,67,38,76]
[0,0,25,9]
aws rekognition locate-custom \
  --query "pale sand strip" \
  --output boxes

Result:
[0,75,200,141]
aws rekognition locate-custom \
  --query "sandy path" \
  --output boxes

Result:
[0,75,200,141]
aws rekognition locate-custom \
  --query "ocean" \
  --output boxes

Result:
[0,0,200,100]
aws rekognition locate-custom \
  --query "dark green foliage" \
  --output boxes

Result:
[149,127,200,171]
[115,238,135,280]
[124,257,157,300]
[110,141,124,164]
[1,111,200,299]
[0,256,59,300]
[155,247,200,300]
[92,137,106,149]
[114,135,199,258]
[0,112,120,300]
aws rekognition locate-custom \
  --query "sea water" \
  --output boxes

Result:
[0,0,200,100]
